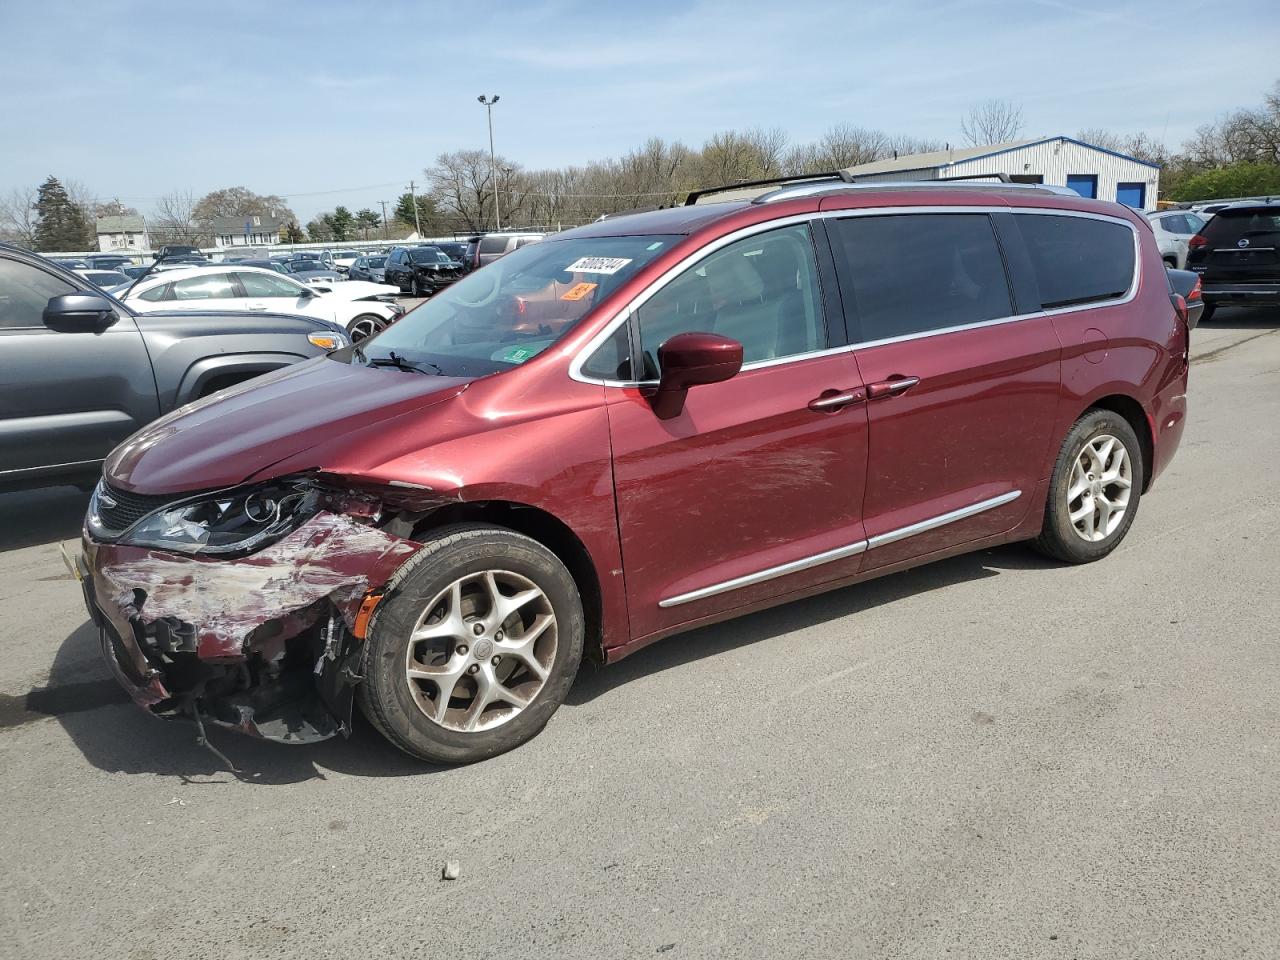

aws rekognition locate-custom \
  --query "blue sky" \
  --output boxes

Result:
[1,0,1277,221]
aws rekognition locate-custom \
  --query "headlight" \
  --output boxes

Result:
[308,331,347,350]
[117,481,321,555]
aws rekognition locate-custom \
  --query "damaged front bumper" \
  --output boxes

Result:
[78,512,421,744]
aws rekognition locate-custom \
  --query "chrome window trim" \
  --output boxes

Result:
[570,206,1141,387]
[658,489,1022,608]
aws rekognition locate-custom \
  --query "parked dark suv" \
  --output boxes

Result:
[0,244,347,493]
[1186,199,1280,321]
[79,178,1189,765]
[384,245,464,295]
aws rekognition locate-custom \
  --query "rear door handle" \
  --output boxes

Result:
[866,376,920,400]
[808,388,866,412]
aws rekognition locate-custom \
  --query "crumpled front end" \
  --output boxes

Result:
[81,512,422,744]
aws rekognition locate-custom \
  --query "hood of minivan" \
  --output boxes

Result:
[105,357,471,494]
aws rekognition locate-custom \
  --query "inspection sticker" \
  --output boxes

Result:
[560,282,597,301]
[563,256,632,275]
[498,345,536,363]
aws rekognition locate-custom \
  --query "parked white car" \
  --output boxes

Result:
[1145,210,1207,270]
[330,250,362,273]
[113,266,404,340]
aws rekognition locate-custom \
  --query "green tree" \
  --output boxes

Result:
[330,206,355,241]
[394,192,434,232]
[306,215,334,242]
[356,208,381,238]
[1169,162,1280,202]
[282,221,306,243]
[33,175,95,251]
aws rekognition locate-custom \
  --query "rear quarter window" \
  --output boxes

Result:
[1015,214,1136,310]
[478,236,508,254]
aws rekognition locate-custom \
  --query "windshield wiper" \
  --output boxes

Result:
[360,349,443,376]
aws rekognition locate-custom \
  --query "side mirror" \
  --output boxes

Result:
[649,332,743,419]
[43,293,117,329]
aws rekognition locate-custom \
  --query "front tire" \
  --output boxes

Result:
[412,276,424,297]
[1034,409,1144,564]
[359,524,584,764]
[346,313,387,342]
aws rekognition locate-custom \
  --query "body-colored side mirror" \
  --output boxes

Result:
[649,331,743,419]
[43,293,117,329]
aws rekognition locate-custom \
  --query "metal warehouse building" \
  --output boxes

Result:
[843,136,1161,211]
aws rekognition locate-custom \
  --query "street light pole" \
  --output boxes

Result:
[477,94,501,231]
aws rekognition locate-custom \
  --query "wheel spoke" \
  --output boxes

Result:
[1094,496,1113,535]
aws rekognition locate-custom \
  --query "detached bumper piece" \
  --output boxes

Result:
[82,513,422,746]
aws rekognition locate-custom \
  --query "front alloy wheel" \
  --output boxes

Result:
[347,313,387,342]
[359,524,584,764]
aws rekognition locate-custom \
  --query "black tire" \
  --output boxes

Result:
[1200,302,1216,323]
[412,276,424,297]
[358,524,584,764]
[1034,409,1144,564]
[346,313,386,342]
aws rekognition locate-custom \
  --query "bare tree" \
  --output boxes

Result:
[427,149,505,231]
[151,190,206,246]
[0,185,39,247]
[960,99,1025,146]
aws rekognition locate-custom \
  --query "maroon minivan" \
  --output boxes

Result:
[78,178,1190,763]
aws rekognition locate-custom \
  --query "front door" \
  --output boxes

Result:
[0,255,158,486]
[601,223,870,641]
[825,211,1061,569]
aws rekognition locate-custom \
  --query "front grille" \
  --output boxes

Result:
[95,482,182,534]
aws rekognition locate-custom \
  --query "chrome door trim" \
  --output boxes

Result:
[865,489,1022,550]
[658,489,1022,608]
[570,205,1141,387]
[657,538,869,608]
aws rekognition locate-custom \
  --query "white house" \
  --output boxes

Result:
[843,136,1161,211]
[211,214,286,249]
[95,214,148,252]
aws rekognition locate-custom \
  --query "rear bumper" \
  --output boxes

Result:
[1201,283,1280,304]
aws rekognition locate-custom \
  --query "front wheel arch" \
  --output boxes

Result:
[410,501,605,664]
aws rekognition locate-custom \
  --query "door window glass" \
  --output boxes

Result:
[237,271,306,298]
[1016,214,1136,309]
[634,224,824,378]
[478,236,508,254]
[0,258,76,329]
[830,213,1014,342]
[170,274,238,300]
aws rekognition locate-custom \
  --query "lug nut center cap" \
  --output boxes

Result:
[473,638,493,661]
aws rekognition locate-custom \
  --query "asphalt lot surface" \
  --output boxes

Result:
[1,308,1277,959]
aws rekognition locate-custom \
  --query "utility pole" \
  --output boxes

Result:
[407,180,423,238]
[379,200,389,240]
[477,94,502,231]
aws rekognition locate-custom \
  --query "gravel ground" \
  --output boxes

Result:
[1,308,1277,960]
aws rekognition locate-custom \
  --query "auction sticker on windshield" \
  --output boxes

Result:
[560,282,597,301]
[564,256,632,275]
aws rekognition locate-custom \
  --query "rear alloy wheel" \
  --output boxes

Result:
[1034,410,1143,564]
[359,524,584,764]
[347,314,387,342]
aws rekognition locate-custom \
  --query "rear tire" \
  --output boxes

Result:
[1200,302,1216,323]
[1033,409,1144,564]
[358,524,584,764]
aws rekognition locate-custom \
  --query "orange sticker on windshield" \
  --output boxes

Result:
[561,282,597,301]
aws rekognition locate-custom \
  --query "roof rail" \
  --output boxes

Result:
[684,171,851,206]
[753,174,1079,204]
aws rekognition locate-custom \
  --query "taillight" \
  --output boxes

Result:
[1188,233,1208,249]
[1188,276,1202,301]
[1173,294,1188,326]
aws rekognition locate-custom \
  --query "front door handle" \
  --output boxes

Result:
[808,388,866,412]
[866,376,920,400]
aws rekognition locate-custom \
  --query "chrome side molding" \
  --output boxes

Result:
[658,490,1022,608]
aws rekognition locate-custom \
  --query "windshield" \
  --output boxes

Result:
[367,256,387,267]
[410,248,450,264]
[358,234,677,377]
